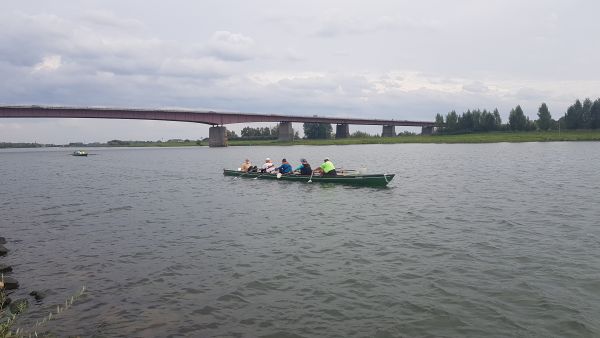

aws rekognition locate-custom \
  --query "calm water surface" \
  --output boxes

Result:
[1,143,599,337]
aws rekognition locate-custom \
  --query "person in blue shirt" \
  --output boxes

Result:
[275,158,293,174]
[294,158,312,175]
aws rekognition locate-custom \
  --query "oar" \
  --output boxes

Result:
[234,168,250,180]
[338,168,359,175]
[307,170,315,183]
[254,167,278,179]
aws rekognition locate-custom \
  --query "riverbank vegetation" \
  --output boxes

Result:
[435,98,600,134]
[228,130,600,146]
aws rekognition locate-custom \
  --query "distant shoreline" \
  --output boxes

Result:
[2,130,600,149]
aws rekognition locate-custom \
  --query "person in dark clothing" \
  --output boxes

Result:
[294,158,312,175]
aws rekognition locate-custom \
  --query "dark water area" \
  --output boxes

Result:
[1,143,599,337]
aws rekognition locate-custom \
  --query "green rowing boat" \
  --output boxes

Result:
[223,169,394,187]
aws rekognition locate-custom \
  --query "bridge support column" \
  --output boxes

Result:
[278,122,294,141]
[421,126,434,135]
[382,125,396,137]
[335,123,350,138]
[209,126,228,147]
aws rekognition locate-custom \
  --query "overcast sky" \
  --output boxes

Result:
[1,0,599,143]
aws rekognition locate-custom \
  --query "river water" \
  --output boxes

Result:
[1,143,599,337]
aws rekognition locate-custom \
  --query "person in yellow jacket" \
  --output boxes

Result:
[314,158,337,176]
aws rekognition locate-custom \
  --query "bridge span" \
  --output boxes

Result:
[0,105,435,146]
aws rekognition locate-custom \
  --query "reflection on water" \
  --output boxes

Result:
[1,143,599,337]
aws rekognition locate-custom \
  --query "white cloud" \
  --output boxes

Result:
[32,55,62,72]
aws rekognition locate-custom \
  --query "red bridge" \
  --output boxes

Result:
[0,105,435,146]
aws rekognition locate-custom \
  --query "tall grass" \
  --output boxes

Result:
[0,283,86,338]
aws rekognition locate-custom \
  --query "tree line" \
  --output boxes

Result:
[227,124,299,140]
[230,123,380,140]
[435,98,600,133]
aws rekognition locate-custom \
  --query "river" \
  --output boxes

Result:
[1,143,599,337]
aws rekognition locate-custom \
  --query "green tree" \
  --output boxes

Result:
[435,113,445,131]
[536,103,552,131]
[590,99,600,129]
[226,130,239,139]
[472,109,482,131]
[446,111,458,132]
[458,110,474,131]
[508,105,527,131]
[240,126,274,137]
[582,98,593,128]
[493,108,502,128]
[479,110,496,131]
[565,99,583,129]
[303,123,332,139]
[351,130,376,138]
[240,126,254,137]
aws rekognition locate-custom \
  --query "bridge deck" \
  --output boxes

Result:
[0,106,435,127]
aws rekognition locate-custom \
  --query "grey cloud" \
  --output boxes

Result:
[80,10,145,31]
[0,12,250,83]
[511,87,548,101]
[463,81,489,93]
[205,31,257,61]
[2,1,599,143]
[158,58,233,79]
[313,12,440,37]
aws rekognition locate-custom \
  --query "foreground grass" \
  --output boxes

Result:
[227,130,600,146]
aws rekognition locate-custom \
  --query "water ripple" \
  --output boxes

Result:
[2,144,600,337]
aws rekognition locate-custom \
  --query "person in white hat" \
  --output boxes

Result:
[261,158,276,173]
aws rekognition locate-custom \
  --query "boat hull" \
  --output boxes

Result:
[223,169,394,187]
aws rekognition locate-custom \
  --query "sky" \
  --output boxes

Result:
[1,0,599,143]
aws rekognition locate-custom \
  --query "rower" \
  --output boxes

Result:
[261,158,276,173]
[275,158,293,174]
[314,158,337,176]
[240,159,252,172]
[294,158,312,175]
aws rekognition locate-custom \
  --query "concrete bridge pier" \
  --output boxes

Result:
[209,126,228,147]
[382,125,396,137]
[335,123,350,138]
[421,126,434,135]
[278,122,294,141]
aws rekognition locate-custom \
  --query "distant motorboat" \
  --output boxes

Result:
[72,150,88,156]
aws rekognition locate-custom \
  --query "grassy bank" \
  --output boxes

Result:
[5,131,598,149]
[228,130,600,146]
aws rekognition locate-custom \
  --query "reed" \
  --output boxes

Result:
[0,283,86,338]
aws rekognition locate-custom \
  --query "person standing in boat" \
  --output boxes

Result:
[275,158,293,174]
[314,158,337,176]
[294,158,312,175]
